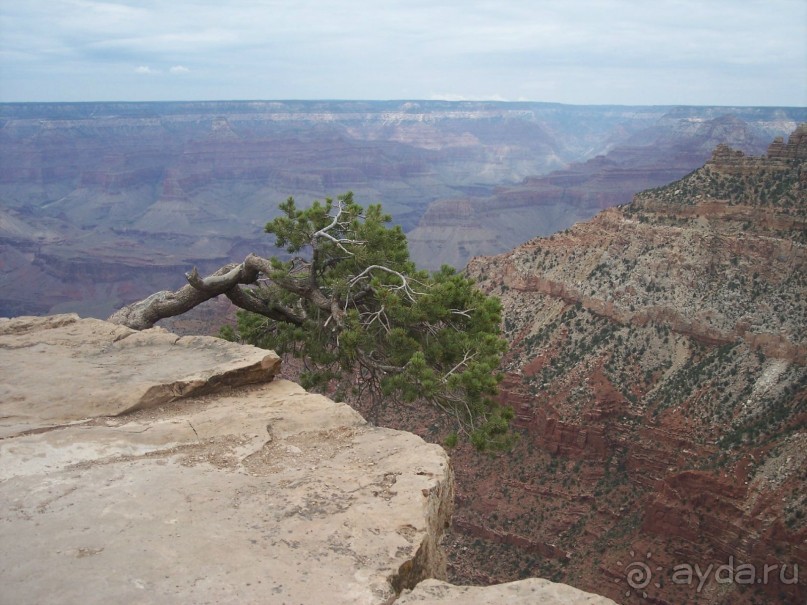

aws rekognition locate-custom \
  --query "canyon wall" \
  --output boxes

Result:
[454,126,806,604]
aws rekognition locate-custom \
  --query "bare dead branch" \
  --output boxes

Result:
[361,305,391,333]
[225,285,304,326]
[348,265,424,302]
[109,254,291,330]
[312,198,365,255]
[108,261,258,330]
[185,263,253,293]
[441,349,477,382]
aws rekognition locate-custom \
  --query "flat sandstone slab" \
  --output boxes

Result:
[0,315,452,604]
[0,314,281,437]
[0,314,615,605]
[397,578,617,604]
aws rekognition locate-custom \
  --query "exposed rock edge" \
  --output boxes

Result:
[0,315,614,604]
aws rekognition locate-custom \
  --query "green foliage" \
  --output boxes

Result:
[222,192,512,450]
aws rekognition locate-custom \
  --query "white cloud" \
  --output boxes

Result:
[134,64,190,77]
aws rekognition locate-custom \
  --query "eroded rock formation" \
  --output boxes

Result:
[453,126,806,604]
[408,113,804,270]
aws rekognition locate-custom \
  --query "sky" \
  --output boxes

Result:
[0,0,805,106]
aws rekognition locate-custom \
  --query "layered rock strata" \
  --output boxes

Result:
[2,101,804,317]
[408,113,802,270]
[456,127,806,604]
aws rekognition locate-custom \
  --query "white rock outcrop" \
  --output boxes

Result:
[0,314,614,604]
[397,578,617,604]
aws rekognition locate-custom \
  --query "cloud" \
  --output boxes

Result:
[1,0,805,104]
[134,65,189,76]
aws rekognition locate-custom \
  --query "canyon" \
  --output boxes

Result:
[2,102,806,603]
[1,101,804,318]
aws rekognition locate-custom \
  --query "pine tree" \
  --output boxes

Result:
[111,193,513,449]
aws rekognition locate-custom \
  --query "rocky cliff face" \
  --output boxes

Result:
[408,113,801,270]
[0,313,616,605]
[458,126,806,604]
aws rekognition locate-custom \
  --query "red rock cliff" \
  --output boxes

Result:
[456,126,806,605]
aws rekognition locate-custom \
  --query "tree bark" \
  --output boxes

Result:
[108,261,260,330]
[107,253,321,330]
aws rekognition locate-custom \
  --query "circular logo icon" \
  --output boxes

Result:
[625,561,652,589]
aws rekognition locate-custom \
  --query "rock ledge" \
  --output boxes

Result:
[0,315,614,604]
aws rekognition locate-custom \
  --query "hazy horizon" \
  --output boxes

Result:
[0,98,805,109]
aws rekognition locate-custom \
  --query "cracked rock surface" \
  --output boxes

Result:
[0,313,281,437]
[0,315,452,604]
[0,314,614,604]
